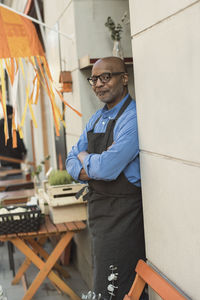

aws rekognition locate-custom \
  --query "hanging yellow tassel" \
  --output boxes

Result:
[18,57,25,79]
[3,54,82,141]
[28,100,38,128]
[41,56,53,82]
[36,56,61,136]
[12,112,17,148]
[32,72,40,104]
[29,88,34,105]
[55,88,82,117]
[20,85,30,128]
[4,58,14,86]
[18,125,24,139]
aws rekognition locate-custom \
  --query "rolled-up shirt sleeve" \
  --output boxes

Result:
[66,129,88,181]
[83,112,139,181]
[66,110,102,182]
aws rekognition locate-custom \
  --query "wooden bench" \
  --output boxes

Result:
[0,188,35,205]
[123,260,189,300]
[0,168,24,179]
[0,178,34,192]
[0,155,34,166]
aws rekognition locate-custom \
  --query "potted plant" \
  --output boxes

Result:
[105,12,129,58]
[48,169,74,186]
[32,155,50,190]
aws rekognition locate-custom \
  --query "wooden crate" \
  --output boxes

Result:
[37,188,49,215]
[46,183,87,224]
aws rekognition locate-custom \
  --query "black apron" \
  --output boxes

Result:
[87,96,146,300]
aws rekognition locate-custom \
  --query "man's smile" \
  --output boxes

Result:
[95,90,109,96]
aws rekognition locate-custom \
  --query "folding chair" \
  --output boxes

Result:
[123,260,189,300]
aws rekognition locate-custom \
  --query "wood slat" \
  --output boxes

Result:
[74,221,86,230]
[3,198,28,205]
[0,169,23,177]
[18,232,30,238]
[0,155,34,166]
[6,233,17,239]
[0,234,7,241]
[45,216,58,234]
[17,230,40,238]
[64,222,77,231]
[37,221,48,235]
[54,222,67,233]
[1,189,35,206]
[0,178,33,188]
[0,217,86,241]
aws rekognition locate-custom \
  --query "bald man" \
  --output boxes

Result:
[66,57,146,299]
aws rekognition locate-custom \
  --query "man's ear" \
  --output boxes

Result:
[122,73,128,86]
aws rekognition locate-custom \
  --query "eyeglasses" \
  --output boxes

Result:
[87,72,125,86]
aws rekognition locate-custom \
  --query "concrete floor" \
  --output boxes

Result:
[0,240,89,300]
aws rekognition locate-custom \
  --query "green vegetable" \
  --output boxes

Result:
[48,170,74,186]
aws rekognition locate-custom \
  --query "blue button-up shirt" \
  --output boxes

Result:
[66,94,141,187]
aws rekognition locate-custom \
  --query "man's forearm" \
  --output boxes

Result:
[79,168,90,181]
[77,151,91,181]
[78,151,89,165]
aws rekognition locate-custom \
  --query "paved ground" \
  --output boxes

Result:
[0,241,89,300]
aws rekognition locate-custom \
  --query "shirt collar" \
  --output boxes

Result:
[101,94,130,119]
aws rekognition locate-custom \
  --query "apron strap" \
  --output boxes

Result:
[114,95,132,121]
[91,95,132,132]
[91,115,102,131]
[104,95,133,147]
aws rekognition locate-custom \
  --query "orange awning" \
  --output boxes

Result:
[0,6,44,58]
[0,5,81,146]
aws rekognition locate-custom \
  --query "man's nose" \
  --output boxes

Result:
[95,77,104,87]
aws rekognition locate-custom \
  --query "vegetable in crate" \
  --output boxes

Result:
[48,170,74,186]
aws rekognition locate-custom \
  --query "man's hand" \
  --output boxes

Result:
[78,151,89,164]
[107,142,115,150]
[79,168,90,181]
[77,152,91,181]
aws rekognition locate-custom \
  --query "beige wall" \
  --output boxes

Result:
[129,0,200,299]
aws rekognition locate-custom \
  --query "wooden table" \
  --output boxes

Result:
[0,169,24,178]
[0,216,86,300]
[0,189,35,205]
[0,178,34,192]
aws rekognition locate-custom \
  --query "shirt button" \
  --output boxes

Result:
[102,122,105,125]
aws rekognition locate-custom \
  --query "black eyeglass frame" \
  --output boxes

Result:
[87,72,125,86]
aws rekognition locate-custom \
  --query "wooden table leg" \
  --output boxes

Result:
[11,233,81,300]
[27,238,70,279]
[12,236,69,295]
[7,241,15,276]
[12,257,31,285]
[12,237,47,284]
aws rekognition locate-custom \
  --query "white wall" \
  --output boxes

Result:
[74,0,132,59]
[129,0,200,299]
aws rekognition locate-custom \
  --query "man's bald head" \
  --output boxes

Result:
[93,57,127,74]
[91,56,129,109]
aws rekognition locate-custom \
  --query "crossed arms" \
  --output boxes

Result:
[66,110,139,183]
